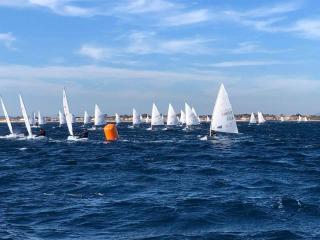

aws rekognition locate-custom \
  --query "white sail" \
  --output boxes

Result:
[249,112,256,124]
[298,115,302,122]
[29,112,35,125]
[167,103,178,126]
[257,112,265,124]
[185,103,198,126]
[139,114,144,123]
[19,94,32,137]
[280,116,284,122]
[303,116,308,122]
[94,104,104,126]
[62,88,73,136]
[192,107,200,125]
[151,103,164,126]
[145,115,150,123]
[210,84,238,134]
[59,110,66,125]
[33,112,37,126]
[180,110,186,124]
[83,111,90,125]
[38,111,44,125]
[132,108,140,125]
[206,115,211,122]
[0,97,13,135]
[115,113,121,124]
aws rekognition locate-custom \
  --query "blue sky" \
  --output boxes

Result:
[0,0,320,116]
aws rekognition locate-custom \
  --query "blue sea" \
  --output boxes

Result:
[1,122,320,240]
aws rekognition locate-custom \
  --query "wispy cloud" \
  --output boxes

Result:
[116,0,177,14]
[229,42,287,54]
[220,1,320,40]
[0,0,97,16]
[211,60,283,68]
[224,2,300,19]
[77,44,112,61]
[0,64,227,84]
[162,9,209,26]
[291,19,320,39]
[0,32,16,50]
[127,31,213,55]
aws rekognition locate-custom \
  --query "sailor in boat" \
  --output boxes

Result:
[76,129,89,139]
[37,128,46,137]
[210,129,216,136]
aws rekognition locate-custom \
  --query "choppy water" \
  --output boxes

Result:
[1,122,320,239]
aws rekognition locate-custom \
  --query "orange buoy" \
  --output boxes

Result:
[104,124,119,141]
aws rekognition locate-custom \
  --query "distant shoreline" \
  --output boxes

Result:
[1,114,319,123]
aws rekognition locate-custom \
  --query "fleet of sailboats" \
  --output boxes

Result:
[0,85,316,140]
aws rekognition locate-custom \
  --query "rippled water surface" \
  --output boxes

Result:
[1,122,320,240]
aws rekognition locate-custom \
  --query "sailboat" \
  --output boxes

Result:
[297,115,302,122]
[257,112,266,124]
[180,110,186,124]
[185,103,199,128]
[249,112,257,124]
[280,116,285,122]
[167,103,178,127]
[83,111,90,125]
[210,84,238,135]
[94,104,105,128]
[38,111,45,126]
[0,96,16,137]
[63,88,84,141]
[59,110,66,126]
[132,108,140,126]
[29,112,36,127]
[115,113,121,124]
[19,94,34,139]
[139,114,144,123]
[150,103,164,129]
[192,107,201,125]
[145,114,150,124]
[303,116,308,122]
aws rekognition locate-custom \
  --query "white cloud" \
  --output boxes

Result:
[211,60,283,68]
[77,44,112,60]
[127,31,213,55]
[0,64,227,83]
[224,2,300,19]
[116,0,177,14]
[163,9,209,26]
[0,32,16,50]
[291,19,320,39]
[0,0,97,16]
